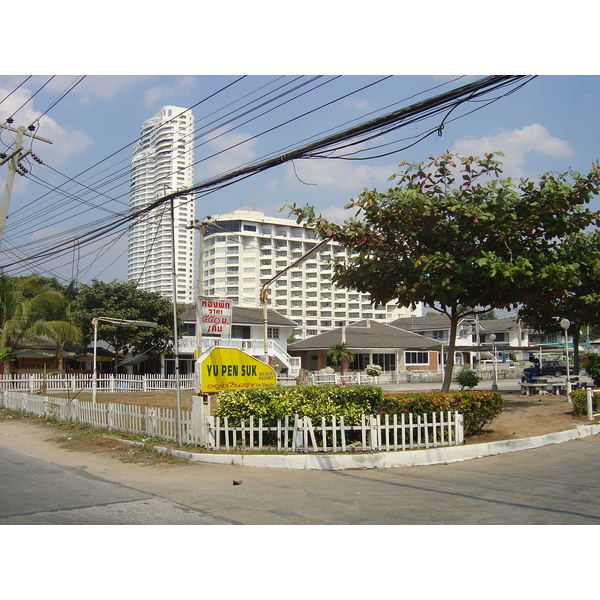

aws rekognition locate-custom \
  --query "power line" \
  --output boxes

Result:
[1,75,533,274]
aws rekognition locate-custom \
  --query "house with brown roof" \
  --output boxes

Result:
[287,319,443,374]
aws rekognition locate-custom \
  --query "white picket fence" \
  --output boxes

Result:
[206,411,463,453]
[1,391,464,453]
[0,373,197,394]
[1,391,194,444]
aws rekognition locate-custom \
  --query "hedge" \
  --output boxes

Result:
[214,385,382,426]
[214,386,503,436]
[377,391,503,436]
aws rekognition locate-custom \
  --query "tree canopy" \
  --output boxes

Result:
[71,280,176,372]
[518,230,600,374]
[289,153,600,390]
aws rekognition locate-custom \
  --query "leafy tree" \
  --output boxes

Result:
[289,153,600,391]
[327,343,355,375]
[479,310,497,320]
[71,280,176,373]
[518,230,600,375]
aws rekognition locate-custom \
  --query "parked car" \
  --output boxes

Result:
[522,360,568,380]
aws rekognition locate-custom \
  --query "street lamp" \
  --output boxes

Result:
[92,317,158,403]
[490,333,498,391]
[560,318,571,400]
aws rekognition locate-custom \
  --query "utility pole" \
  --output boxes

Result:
[0,120,53,250]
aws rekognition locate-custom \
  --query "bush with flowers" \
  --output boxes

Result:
[215,386,502,436]
[376,391,503,436]
[364,364,383,378]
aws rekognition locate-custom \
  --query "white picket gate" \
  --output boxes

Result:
[1,391,464,454]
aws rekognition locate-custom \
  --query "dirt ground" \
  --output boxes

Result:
[6,389,589,462]
[466,392,585,443]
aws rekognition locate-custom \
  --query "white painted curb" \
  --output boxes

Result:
[149,423,600,471]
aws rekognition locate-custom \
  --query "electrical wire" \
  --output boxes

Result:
[1,75,534,278]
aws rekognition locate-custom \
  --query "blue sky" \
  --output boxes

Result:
[1,74,599,286]
[1,3,599,287]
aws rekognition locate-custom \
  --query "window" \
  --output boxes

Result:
[267,327,279,339]
[405,352,429,365]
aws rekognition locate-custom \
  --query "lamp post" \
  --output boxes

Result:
[92,317,158,403]
[560,318,572,400]
[490,333,498,391]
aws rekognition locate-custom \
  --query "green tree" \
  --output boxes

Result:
[289,153,600,391]
[71,280,176,373]
[0,275,69,374]
[518,230,600,375]
[327,343,355,375]
[27,294,83,372]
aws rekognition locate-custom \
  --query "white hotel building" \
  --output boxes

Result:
[201,209,421,339]
[128,106,196,303]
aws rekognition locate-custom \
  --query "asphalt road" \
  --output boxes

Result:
[1,419,600,525]
[0,445,236,525]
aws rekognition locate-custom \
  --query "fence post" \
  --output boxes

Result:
[107,403,114,431]
[587,388,594,421]
[147,408,156,436]
[456,412,464,444]
[191,395,210,447]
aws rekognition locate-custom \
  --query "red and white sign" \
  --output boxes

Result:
[198,298,232,336]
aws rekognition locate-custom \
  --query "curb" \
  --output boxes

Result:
[146,422,600,471]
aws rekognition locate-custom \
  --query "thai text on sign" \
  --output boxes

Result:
[199,347,276,393]
[199,297,232,336]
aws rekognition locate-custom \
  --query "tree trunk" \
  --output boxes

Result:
[441,311,460,392]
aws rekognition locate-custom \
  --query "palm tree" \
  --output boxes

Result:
[0,275,79,373]
[327,343,355,375]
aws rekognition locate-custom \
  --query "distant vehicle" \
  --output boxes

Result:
[523,360,568,380]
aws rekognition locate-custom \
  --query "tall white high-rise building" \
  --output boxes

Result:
[128,106,196,303]
[200,209,422,339]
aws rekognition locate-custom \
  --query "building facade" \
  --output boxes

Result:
[128,106,196,304]
[200,209,421,339]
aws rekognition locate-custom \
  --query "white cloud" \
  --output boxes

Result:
[283,156,396,192]
[451,123,574,178]
[0,86,93,167]
[320,204,356,224]
[142,76,198,108]
[196,128,258,180]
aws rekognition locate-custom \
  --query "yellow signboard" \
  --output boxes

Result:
[199,347,276,393]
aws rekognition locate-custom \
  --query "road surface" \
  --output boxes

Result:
[1,418,600,525]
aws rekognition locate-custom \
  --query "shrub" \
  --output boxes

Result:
[454,368,480,390]
[376,391,503,436]
[215,386,502,437]
[570,389,600,417]
[214,385,383,427]
[365,364,383,378]
[581,352,600,386]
